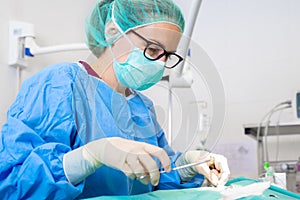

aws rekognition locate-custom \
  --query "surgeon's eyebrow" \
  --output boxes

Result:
[149,38,165,47]
[148,38,177,52]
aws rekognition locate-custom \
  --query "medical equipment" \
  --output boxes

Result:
[292,90,300,119]
[263,162,275,183]
[8,21,88,93]
[138,158,211,181]
[244,99,300,193]
[160,158,211,174]
[257,100,292,164]
[175,0,203,75]
[174,150,230,186]
[244,100,292,174]
[8,21,34,68]
[8,21,88,68]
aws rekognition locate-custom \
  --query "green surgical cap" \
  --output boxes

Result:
[85,0,185,57]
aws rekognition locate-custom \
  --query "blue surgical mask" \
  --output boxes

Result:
[113,47,165,91]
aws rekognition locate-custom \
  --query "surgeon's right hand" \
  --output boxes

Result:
[63,137,171,186]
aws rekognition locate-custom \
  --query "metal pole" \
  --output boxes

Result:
[176,0,203,75]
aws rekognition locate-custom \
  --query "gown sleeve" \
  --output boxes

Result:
[0,63,84,199]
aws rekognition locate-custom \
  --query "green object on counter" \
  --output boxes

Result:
[264,162,270,169]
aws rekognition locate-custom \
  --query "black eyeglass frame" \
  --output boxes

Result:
[130,30,183,69]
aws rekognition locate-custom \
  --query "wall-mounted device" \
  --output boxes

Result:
[8,21,88,68]
[8,21,35,67]
[292,91,300,120]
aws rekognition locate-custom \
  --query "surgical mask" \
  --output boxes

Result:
[113,48,165,91]
[110,3,165,91]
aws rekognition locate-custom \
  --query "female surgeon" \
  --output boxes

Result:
[0,0,230,199]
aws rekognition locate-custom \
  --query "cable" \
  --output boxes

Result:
[256,101,292,142]
[275,109,284,162]
[16,65,21,95]
[264,104,291,162]
[256,100,292,173]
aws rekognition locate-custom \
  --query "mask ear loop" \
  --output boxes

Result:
[109,4,123,67]
[110,2,138,66]
[111,2,135,46]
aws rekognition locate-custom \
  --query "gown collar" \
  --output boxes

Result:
[78,60,135,99]
[78,60,100,79]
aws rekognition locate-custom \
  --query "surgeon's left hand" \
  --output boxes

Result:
[175,150,230,186]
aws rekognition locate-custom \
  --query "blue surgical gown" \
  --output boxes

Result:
[0,62,204,199]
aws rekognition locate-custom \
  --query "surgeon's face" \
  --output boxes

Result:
[112,23,182,66]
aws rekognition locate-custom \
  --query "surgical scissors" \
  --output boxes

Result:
[160,158,211,173]
[138,158,211,180]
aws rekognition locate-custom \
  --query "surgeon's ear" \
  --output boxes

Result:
[105,21,120,45]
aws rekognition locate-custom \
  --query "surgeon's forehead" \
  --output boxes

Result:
[135,23,182,51]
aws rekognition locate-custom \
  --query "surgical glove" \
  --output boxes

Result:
[175,150,230,186]
[63,137,171,186]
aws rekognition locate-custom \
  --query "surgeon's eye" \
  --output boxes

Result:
[145,44,164,59]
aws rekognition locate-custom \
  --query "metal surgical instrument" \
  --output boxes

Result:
[160,158,211,173]
[138,158,211,180]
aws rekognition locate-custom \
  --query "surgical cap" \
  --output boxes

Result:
[85,0,185,57]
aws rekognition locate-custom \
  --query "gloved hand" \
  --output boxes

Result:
[175,150,230,186]
[63,137,171,186]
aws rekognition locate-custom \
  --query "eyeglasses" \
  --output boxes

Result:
[130,30,183,69]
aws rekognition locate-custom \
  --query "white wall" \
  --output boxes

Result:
[182,0,300,178]
[1,0,300,180]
